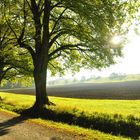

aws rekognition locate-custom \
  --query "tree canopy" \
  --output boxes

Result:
[6,0,128,72]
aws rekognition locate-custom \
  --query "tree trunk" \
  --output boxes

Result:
[0,80,1,88]
[0,68,3,88]
[33,62,49,110]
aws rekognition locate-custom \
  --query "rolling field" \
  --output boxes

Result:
[2,80,140,99]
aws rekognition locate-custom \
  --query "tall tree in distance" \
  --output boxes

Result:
[4,0,135,111]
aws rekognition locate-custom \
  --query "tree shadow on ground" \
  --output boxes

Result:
[0,115,28,136]
[20,107,140,140]
[0,108,139,139]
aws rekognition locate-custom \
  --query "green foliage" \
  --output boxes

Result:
[1,76,34,88]
[1,0,137,77]
[0,0,34,85]
[48,0,127,74]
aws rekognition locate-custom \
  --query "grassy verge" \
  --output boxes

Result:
[0,109,128,140]
[0,108,124,140]
[1,92,139,139]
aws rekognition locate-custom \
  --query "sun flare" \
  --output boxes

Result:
[111,36,121,45]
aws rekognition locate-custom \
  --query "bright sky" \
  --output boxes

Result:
[77,30,140,78]
[50,29,140,80]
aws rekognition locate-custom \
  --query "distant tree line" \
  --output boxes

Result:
[109,73,126,80]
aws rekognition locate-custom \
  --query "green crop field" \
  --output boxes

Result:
[0,92,140,139]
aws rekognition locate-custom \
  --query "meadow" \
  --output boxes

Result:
[0,92,140,139]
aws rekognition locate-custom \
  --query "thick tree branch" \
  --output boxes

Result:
[0,27,11,44]
[50,8,68,35]
[17,1,36,60]
[6,20,18,40]
[49,52,61,61]
[2,60,32,75]
[25,0,32,11]
[20,43,35,59]
[7,15,35,60]
[49,62,57,69]
[31,0,42,52]
[37,0,42,8]
[50,2,63,11]
[31,0,38,14]
[42,0,51,48]
[48,43,84,59]
[0,66,13,81]
[49,31,67,48]
[3,67,13,74]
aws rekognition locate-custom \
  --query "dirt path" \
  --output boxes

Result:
[0,111,83,140]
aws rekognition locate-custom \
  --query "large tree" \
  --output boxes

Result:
[4,0,136,111]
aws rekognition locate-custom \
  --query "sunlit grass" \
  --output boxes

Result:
[49,97,140,118]
[0,92,35,107]
[1,92,140,117]
[33,119,129,140]
[0,92,130,140]
[1,92,140,139]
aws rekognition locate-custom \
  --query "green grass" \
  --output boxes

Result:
[1,92,140,117]
[49,97,140,118]
[34,119,129,140]
[1,92,140,139]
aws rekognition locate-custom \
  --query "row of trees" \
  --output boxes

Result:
[0,0,139,112]
[47,73,127,86]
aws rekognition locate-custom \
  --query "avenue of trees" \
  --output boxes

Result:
[0,0,139,111]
